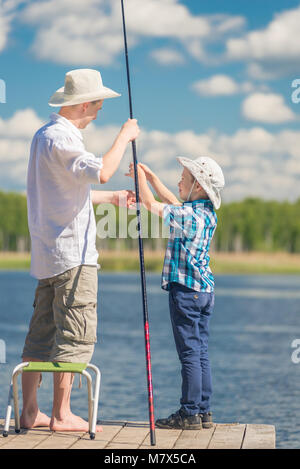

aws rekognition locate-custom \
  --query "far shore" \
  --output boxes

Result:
[0,250,300,274]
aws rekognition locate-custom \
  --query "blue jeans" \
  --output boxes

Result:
[169,282,214,416]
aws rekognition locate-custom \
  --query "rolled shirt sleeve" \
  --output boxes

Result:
[52,137,102,185]
[71,151,103,184]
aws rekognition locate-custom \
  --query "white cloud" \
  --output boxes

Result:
[191,74,256,96]
[0,0,25,52]
[242,93,297,124]
[1,108,300,201]
[0,109,44,190]
[79,118,300,203]
[226,5,300,79]
[150,48,185,66]
[0,108,44,138]
[0,13,10,52]
[85,123,300,202]
[212,14,245,35]
[19,0,246,66]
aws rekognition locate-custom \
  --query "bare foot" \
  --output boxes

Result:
[50,413,103,433]
[20,409,51,429]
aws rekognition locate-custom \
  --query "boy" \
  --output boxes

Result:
[126,156,225,430]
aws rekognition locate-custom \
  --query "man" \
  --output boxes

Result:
[21,68,140,432]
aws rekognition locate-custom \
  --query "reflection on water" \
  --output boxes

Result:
[0,271,299,449]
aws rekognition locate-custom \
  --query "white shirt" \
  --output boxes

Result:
[27,113,103,279]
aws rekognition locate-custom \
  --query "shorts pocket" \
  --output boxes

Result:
[61,302,97,344]
[54,266,98,344]
[65,266,97,307]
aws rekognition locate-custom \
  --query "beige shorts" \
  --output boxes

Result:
[22,265,98,363]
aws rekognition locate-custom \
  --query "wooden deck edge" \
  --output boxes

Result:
[0,419,276,450]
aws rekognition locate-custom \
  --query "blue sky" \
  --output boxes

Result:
[1,0,300,200]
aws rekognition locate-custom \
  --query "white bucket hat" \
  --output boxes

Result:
[177,156,225,209]
[48,68,121,107]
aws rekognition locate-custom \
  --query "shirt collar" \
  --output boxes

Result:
[183,199,214,209]
[183,198,212,205]
[50,113,83,141]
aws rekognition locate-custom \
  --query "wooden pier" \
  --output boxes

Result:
[0,419,275,449]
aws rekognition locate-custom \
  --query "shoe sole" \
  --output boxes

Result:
[155,423,202,430]
[202,422,214,429]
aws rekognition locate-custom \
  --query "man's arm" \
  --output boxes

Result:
[100,119,140,184]
[91,189,135,207]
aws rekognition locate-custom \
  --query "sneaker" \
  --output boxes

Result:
[202,412,214,429]
[155,409,202,430]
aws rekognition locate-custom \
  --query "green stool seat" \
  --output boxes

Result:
[3,361,101,440]
[22,362,87,374]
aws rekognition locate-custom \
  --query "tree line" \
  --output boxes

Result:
[0,190,300,253]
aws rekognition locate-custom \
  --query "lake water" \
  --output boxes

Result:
[0,271,300,449]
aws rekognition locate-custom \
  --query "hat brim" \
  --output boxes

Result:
[48,85,121,107]
[177,156,221,209]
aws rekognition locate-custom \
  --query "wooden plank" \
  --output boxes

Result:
[208,424,246,450]
[0,428,52,449]
[0,419,26,448]
[34,431,85,449]
[71,424,125,449]
[174,425,216,449]
[140,428,182,449]
[106,423,150,449]
[0,431,27,447]
[242,424,275,449]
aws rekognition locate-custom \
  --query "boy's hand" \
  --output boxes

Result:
[125,162,147,181]
[112,190,136,208]
[138,163,155,182]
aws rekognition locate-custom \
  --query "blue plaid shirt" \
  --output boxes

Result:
[161,199,217,293]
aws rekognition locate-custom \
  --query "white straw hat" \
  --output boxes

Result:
[48,68,121,107]
[177,156,225,209]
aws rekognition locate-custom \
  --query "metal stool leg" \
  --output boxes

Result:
[3,384,13,437]
[2,362,101,439]
[82,370,93,436]
[3,363,29,436]
[86,364,101,439]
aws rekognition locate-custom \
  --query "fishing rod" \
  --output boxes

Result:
[120,0,156,447]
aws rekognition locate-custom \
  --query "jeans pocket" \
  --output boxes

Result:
[173,289,213,318]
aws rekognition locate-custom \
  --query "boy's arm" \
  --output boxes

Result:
[129,163,181,205]
[128,166,166,217]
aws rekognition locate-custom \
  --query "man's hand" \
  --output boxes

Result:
[112,190,136,208]
[120,119,140,142]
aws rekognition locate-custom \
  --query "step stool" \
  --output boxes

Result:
[2,362,101,440]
